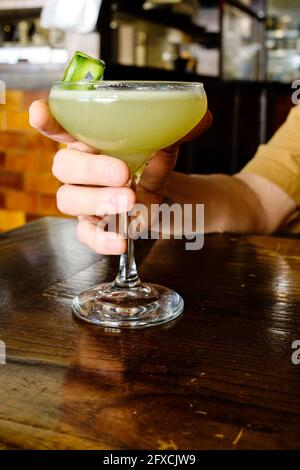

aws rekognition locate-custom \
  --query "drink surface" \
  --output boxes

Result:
[49,86,207,174]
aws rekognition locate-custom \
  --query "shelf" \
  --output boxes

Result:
[0,62,64,90]
[268,49,299,57]
[0,7,42,22]
[113,1,209,41]
[267,29,299,39]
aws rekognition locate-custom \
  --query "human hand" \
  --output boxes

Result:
[29,99,212,254]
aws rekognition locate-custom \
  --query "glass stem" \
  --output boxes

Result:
[114,212,142,288]
[114,173,142,289]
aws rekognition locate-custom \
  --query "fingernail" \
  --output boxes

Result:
[106,238,121,253]
[105,164,123,184]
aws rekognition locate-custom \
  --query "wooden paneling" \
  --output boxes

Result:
[0,90,61,231]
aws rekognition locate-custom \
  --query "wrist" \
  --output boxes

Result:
[230,174,268,233]
[235,172,296,233]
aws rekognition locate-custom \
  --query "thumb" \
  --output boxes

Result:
[138,109,213,195]
[138,145,179,196]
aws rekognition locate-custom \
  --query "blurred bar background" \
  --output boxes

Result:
[0,0,299,231]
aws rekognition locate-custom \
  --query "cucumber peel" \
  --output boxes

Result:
[63,51,105,85]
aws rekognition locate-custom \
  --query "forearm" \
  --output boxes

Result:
[164,171,292,234]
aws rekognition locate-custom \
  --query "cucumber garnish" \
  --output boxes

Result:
[63,51,105,85]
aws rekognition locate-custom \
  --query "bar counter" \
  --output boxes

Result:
[0,63,64,90]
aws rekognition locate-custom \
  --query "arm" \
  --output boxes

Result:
[164,171,296,234]
[165,105,300,234]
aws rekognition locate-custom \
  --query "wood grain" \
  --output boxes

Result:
[0,217,300,450]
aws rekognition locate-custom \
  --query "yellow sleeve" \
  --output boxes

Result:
[242,104,300,206]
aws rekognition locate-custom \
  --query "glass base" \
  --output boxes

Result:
[72,282,184,329]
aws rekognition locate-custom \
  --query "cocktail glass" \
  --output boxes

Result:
[49,81,207,328]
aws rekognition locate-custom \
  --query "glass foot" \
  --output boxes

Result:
[72,282,184,329]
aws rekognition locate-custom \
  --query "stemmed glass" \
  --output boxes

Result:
[49,81,207,328]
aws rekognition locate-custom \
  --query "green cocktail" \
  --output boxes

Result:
[49,81,207,328]
[50,83,206,175]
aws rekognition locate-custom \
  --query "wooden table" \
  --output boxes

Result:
[1,217,300,450]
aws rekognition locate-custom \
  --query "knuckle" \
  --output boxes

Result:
[83,154,97,180]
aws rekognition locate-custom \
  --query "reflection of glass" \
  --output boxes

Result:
[49,81,207,328]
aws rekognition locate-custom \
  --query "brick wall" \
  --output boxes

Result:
[0,90,62,231]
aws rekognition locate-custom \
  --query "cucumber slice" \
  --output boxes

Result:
[63,51,105,83]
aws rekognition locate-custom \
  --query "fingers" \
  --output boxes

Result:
[138,109,213,196]
[180,109,213,144]
[29,100,76,144]
[67,141,97,153]
[138,111,212,198]
[78,215,101,224]
[138,147,178,196]
[57,184,135,216]
[77,219,126,255]
[51,147,132,253]
[53,148,130,186]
